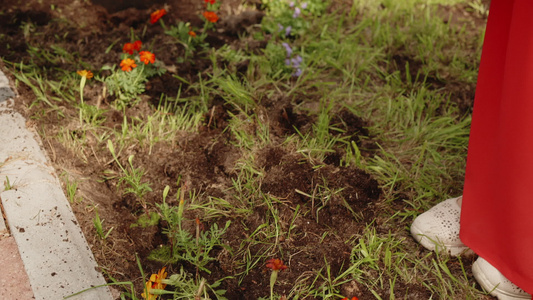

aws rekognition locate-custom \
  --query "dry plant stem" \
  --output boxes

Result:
[96,85,106,109]
[311,183,317,219]
[45,138,57,162]
[207,105,216,128]
[194,278,206,300]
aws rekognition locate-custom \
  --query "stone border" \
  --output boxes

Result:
[0,68,113,300]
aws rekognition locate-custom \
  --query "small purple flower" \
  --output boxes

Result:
[289,2,295,8]
[281,43,303,77]
[291,55,302,68]
[292,68,302,77]
[293,7,301,18]
[278,23,284,32]
[301,2,308,9]
[282,42,292,57]
[285,25,292,36]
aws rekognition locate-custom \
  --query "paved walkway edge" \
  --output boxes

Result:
[0,69,113,299]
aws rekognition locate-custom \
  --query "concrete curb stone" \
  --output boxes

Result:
[0,67,14,103]
[0,67,114,299]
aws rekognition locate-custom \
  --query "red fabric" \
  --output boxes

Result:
[460,0,533,294]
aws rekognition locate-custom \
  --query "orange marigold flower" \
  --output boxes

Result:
[150,9,167,24]
[204,0,216,4]
[123,40,142,54]
[139,51,155,64]
[141,267,167,300]
[150,267,168,290]
[120,58,137,71]
[203,11,219,23]
[141,280,156,300]
[266,258,288,271]
[341,297,359,300]
[188,31,197,37]
[76,70,93,79]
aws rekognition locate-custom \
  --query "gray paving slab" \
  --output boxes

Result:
[0,69,113,299]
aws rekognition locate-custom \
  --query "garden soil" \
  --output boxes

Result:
[0,0,489,299]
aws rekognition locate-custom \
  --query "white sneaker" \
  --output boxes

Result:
[473,257,531,300]
[410,196,474,256]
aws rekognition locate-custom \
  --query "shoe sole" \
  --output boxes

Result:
[472,260,531,300]
[410,223,474,257]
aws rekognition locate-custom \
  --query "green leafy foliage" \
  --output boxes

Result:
[165,21,209,61]
[150,187,231,274]
[99,58,165,109]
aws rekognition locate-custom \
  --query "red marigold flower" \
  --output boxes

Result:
[203,11,219,23]
[139,51,155,64]
[133,40,142,51]
[76,70,93,79]
[204,0,216,4]
[120,58,137,71]
[150,9,167,24]
[188,31,197,37]
[341,297,359,300]
[123,40,142,54]
[266,258,288,271]
[123,43,134,54]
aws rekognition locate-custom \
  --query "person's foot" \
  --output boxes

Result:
[410,196,474,256]
[473,257,531,300]
[411,197,531,298]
